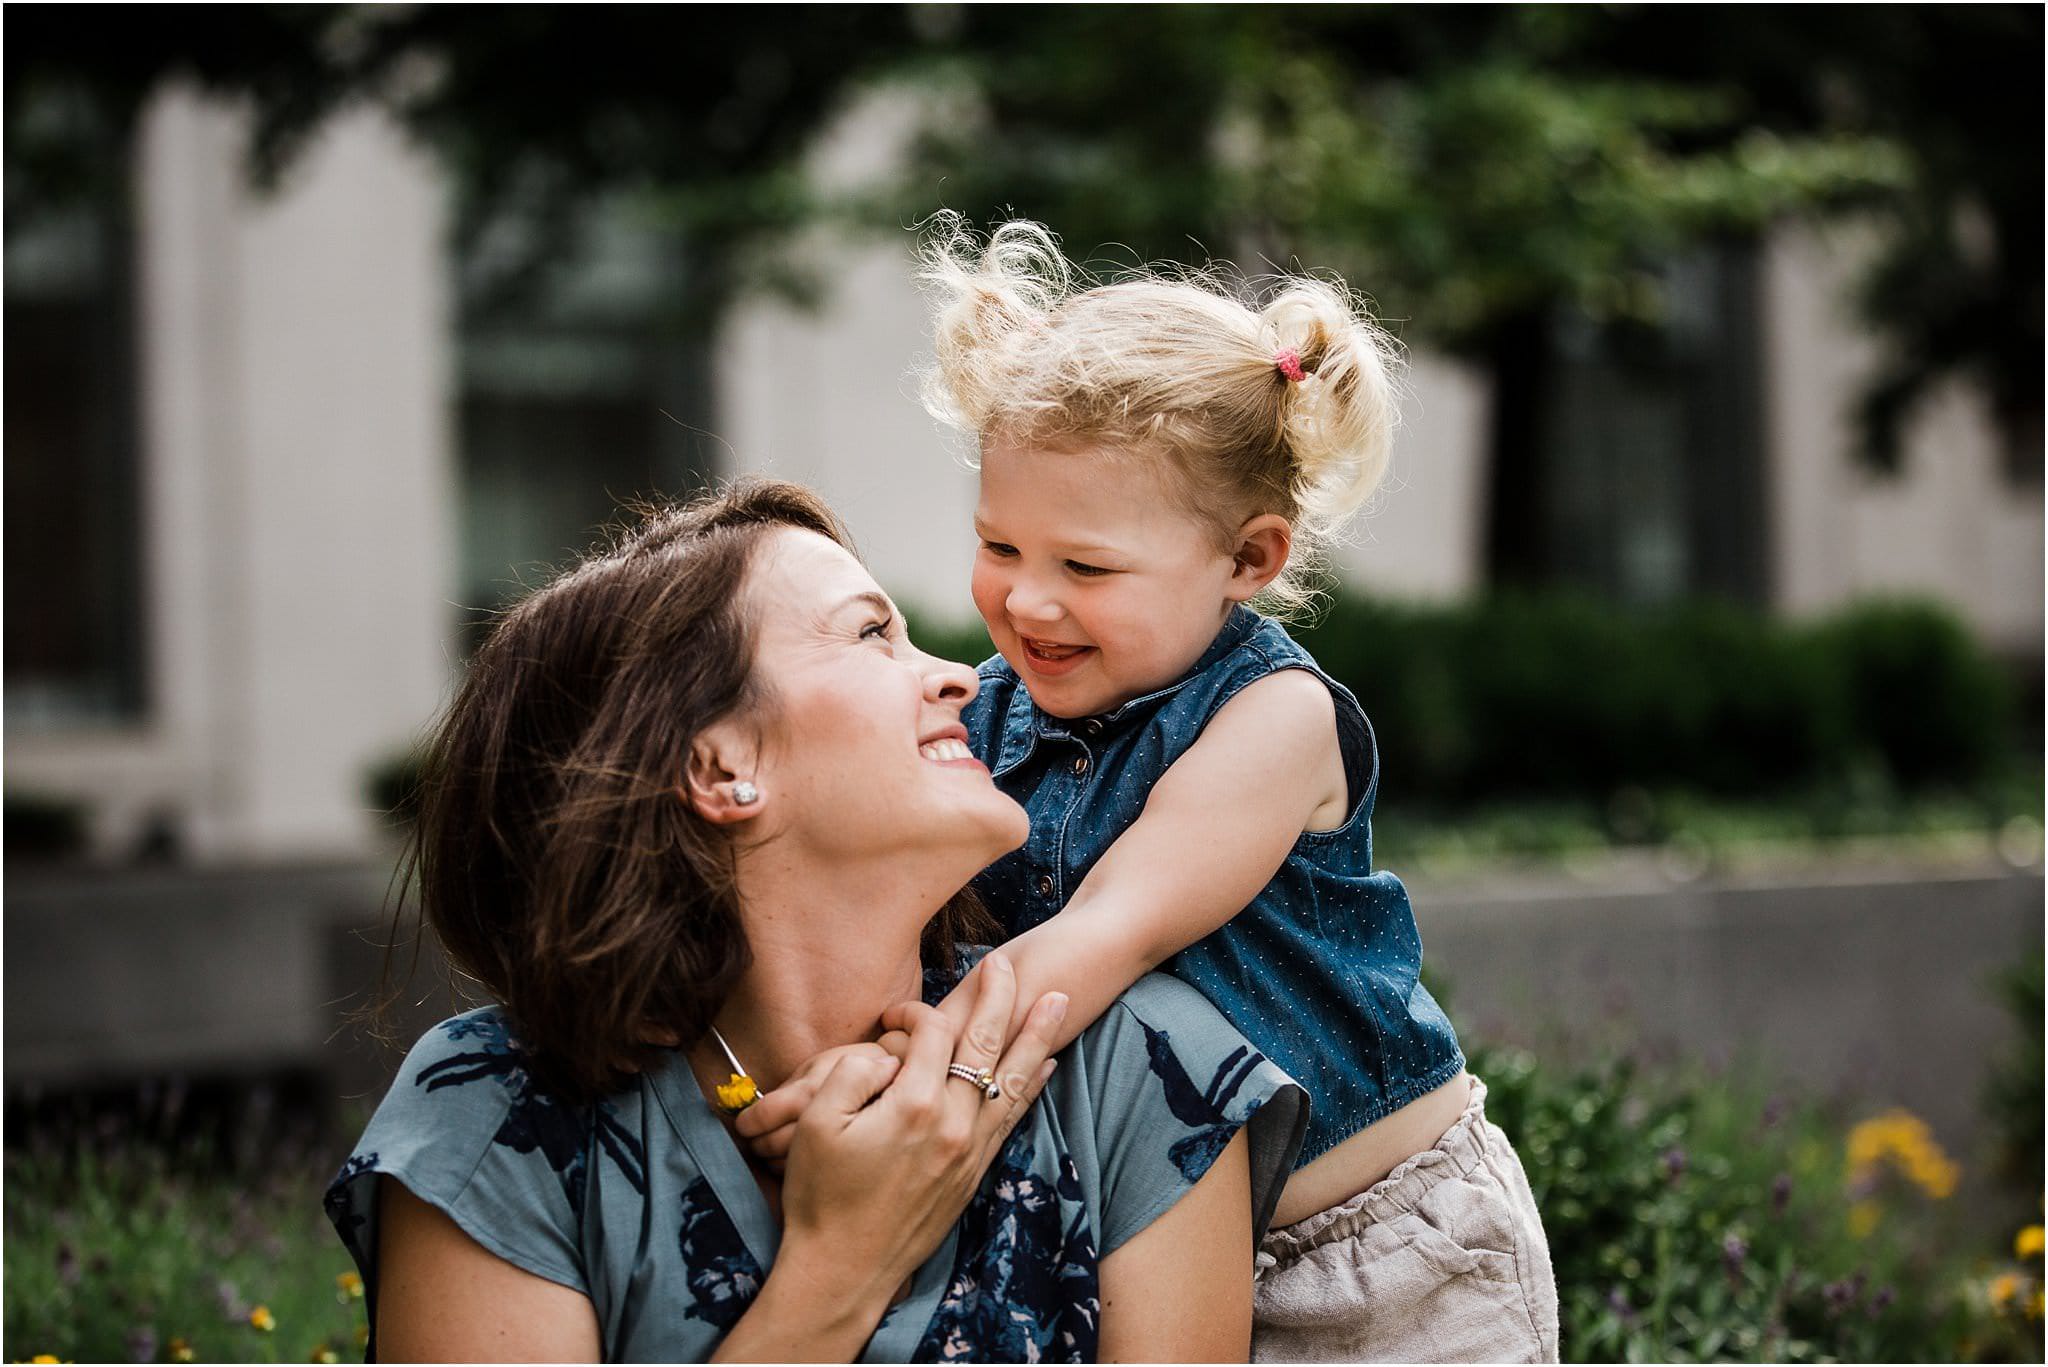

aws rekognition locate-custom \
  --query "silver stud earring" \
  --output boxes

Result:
[731,781,759,807]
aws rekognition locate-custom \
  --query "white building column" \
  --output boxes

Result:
[10,85,457,862]
[1761,222,2043,654]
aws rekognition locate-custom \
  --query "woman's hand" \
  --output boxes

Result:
[714,952,1067,1361]
[733,1035,914,1169]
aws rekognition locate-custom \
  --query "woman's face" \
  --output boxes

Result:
[739,528,1030,869]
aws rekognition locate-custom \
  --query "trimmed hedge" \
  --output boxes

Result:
[906,593,2019,806]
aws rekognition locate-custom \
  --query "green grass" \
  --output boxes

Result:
[3,1131,366,1364]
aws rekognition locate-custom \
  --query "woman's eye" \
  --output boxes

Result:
[860,618,893,642]
[981,541,1018,557]
[1065,561,1111,577]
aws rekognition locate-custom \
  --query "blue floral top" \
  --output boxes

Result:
[963,605,1466,1166]
[324,956,1306,1362]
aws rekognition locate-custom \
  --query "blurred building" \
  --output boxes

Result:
[7,85,2042,868]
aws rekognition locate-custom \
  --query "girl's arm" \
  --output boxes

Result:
[738,669,1342,1158]
[1096,1128,1255,1362]
[970,667,1346,1052]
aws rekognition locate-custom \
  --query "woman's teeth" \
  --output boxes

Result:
[920,739,974,763]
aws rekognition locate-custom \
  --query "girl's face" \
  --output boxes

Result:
[972,440,1243,720]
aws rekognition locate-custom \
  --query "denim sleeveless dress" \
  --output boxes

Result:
[964,605,1464,1166]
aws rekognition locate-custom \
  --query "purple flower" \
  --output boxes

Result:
[1868,1285,1896,1319]
[214,1278,247,1322]
[55,1240,79,1287]
[1662,1147,1688,1183]
[1606,1285,1638,1325]
[1771,1172,1793,1216]
[1823,1278,1857,1317]
[126,1326,158,1363]
[1723,1233,1749,1283]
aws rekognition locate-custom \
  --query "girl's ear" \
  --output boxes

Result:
[1225,515,1293,601]
[679,723,764,826]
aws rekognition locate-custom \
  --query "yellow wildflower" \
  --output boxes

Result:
[2017,1225,2045,1260]
[249,1305,276,1333]
[2029,1289,2045,1321]
[32,1356,62,1364]
[336,1270,365,1301]
[310,1348,340,1364]
[170,1338,195,1363]
[1844,1109,1959,1200]
[714,1073,758,1113]
[1989,1271,2023,1309]
[1848,1201,1881,1238]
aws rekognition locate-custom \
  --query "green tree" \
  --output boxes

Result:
[9,5,2038,575]
[886,4,2036,579]
[5,5,930,442]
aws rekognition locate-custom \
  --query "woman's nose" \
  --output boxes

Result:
[924,654,979,706]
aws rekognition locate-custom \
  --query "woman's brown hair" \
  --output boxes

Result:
[387,478,988,1101]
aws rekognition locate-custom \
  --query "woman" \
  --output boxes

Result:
[327,480,1308,1361]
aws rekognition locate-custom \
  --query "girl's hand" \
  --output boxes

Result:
[768,953,1068,1316]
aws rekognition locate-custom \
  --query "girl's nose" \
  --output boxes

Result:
[1005,577,1062,622]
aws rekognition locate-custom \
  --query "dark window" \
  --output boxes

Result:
[455,201,717,648]
[1532,244,1768,606]
[4,90,145,727]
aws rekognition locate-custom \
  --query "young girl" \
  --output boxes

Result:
[744,218,1557,1362]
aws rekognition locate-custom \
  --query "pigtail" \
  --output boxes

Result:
[1262,280,1405,543]
[918,213,1074,440]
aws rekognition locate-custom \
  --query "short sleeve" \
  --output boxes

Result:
[323,1009,590,1349]
[1067,973,1307,1255]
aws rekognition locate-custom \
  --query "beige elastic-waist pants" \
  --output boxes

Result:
[1252,1077,1560,1363]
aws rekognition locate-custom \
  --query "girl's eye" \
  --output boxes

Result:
[981,541,1018,557]
[1065,561,1111,577]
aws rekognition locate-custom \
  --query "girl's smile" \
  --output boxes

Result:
[1018,635,1096,675]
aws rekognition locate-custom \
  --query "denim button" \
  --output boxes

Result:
[1081,719,1103,736]
[1034,874,1055,898]
[1071,754,1090,777]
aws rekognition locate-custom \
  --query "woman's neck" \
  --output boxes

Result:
[703,858,947,1093]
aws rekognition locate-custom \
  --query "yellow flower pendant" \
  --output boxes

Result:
[715,1073,759,1114]
[708,1025,758,1114]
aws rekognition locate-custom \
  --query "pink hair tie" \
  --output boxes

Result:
[1273,348,1307,383]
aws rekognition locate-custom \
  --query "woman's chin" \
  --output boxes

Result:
[948,797,1031,873]
[990,795,1031,853]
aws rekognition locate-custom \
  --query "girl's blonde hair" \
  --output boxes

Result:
[919,214,1404,618]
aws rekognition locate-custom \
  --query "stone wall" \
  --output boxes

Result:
[7,859,2037,1175]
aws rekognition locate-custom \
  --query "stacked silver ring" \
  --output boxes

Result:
[946,1062,1002,1101]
